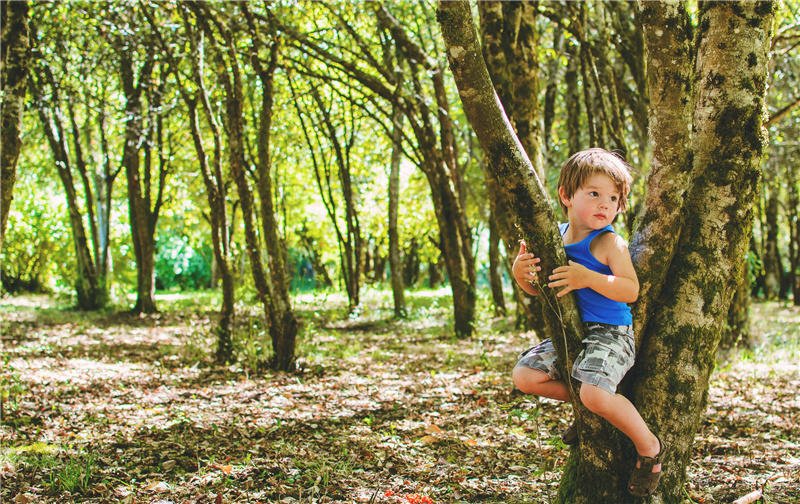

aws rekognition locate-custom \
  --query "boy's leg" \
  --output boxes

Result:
[513,366,571,402]
[580,384,661,471]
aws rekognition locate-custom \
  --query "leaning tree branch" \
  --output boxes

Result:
[436,1,584,372]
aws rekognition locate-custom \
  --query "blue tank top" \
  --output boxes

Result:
[559,223,633,325]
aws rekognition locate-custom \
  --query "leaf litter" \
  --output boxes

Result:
[1,293,798,503]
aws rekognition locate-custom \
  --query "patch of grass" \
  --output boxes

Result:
[47,450,99,495]
[2,443,99,496]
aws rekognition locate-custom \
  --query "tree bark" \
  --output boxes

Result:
[478,1,547,332]
[0,0,30,247]
[762,184,783,299]
[116,36,158,314]
[787,160,800,306]
[629,1,695,339]
[243,5,299,372]
[388,98,407,317]
[487,213,506,317]
[29,69,105,310]
[626,3,775,504]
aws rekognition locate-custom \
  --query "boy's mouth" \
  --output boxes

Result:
[594,213,607,220]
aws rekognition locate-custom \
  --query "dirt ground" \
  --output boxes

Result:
[1,292,798,503]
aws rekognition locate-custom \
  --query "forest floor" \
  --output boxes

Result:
[1,289,798,504]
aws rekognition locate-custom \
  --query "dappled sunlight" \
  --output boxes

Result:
[1,296,798,503]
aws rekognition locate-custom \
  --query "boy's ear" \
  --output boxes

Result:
[558,187,572,208]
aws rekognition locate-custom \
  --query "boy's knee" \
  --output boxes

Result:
[580,384,611,413]
[512,367,545,395]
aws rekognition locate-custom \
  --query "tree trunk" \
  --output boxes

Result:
[388,99,407,317]
[625,4,774,504]
[762,185,783,299]
[30,68,106,310]
[243,6,299,372]
[188,3,277,365]
[487,213,506,317]
[787,161,800,306]
[145,3,238,362]
[309,85,363,312]
[721,264,751,348]
[117,43,158,314]
[564,41,582,154]
[478,0,550,334]
[0,0,30,246]
[438,2,774,503]
[437,0,585,393]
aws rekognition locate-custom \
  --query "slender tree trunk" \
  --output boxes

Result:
[243,6,299,372]
[787,163,800,306]
[146,4,236,361]
[388,100,406,317]
[30,69,105,310]
[0,0,30,247]
[478,1,552,335]
[564,42,581,155]
[721,265,751,348]
[310,86,362,312]
[191,3,299,370]
[375,5,476,337]
[487,213,506,317]
[118,48,158,314]
[763,185,783,299]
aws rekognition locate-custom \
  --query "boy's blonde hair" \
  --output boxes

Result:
[557,148,633,215]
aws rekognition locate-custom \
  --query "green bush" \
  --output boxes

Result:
[155,234,212,291]
[1,197,72,294]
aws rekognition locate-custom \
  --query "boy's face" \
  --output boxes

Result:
[559,173,622,230]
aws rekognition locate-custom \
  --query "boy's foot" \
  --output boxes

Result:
[560,422,578,445]
[628,434,665,497]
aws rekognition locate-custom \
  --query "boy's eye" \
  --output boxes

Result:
[611,196,618,202]
[589,191,598,197]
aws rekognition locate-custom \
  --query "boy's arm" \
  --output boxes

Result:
[548,233,639,303]
[512,240,542,296]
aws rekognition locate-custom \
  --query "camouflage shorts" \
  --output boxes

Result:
[515,323,635,395]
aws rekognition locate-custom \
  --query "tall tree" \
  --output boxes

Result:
[242,3,299,372]
[109,6,165,314]
[189,2,299,370]
[28,7,113,310]
[144,3,238,363]
[29,66,107,310]
[438,2,774,503]
[0,1,30,247]
[388,87,407,317]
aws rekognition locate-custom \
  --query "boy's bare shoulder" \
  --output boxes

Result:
[592,230,631,263]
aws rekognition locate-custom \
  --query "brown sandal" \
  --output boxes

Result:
[628,434,665,497]
[560,422,578,445]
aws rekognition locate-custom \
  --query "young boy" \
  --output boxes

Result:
[511,148,665,497]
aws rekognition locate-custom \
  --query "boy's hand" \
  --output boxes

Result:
[548,260,592,297]
[513,240,542,286]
